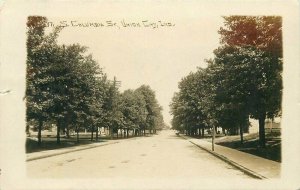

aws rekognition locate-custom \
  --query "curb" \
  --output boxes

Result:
[26,141,120,162]
[180,135,267,180]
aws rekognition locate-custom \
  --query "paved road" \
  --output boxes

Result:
[27,130,250,178]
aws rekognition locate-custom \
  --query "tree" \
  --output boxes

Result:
[26,16,108,144]
[44,45,101,143]
[26,16,61,145]
[170,92,185,132]
[101,77,123,139]
[217,16,282,147]
[136,85,163,135]
[212,47,260,143]
[120,89,144,137]
[133,89,148,136]
[170,69,211,137]
[26,16,165,147]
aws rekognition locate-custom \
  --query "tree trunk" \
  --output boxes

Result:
[110,127,113,139]
[76,127,79,143]
[240,124,244,144]
[56,120,61,144]
[127,129,129,138]
[96,127,99,141]
[244,123,249,133]
[91,126,94,141]
[259,113,266,148]
[26,125,30,137]
[117,129,119,138]
[38,120,42,146]
[212,126,215,151]
[202,128,204,137]
[64,113,72,138]
[244,117,250,133]
[66,125,70,138]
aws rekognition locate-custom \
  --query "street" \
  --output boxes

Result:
[27,130,250,178]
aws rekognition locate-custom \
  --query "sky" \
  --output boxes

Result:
[52,16,223,126]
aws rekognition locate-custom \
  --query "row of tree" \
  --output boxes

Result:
[170,16,282,147]
[26,16,164,145]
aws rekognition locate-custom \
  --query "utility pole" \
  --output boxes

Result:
[212,125,215,151]
[110,76,121,140]
[209,116,215,151]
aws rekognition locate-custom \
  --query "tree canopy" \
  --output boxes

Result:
[170,16,282,147]
[26,16,165,145]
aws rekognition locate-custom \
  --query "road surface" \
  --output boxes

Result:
[27,130,250,178]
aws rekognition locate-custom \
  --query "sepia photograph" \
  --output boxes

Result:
[0,0,300,189]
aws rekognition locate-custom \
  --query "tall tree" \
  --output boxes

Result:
[102,77,123,138]
[217,16,282,147]
[120,89,145,137]
[26,16,108,144]
[212,47,263,143]
[136,85,163,135]
[26,16,61,145]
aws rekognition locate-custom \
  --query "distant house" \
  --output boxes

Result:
[249,117,281,134]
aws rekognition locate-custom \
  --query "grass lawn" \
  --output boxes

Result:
[26,135,107,153]
[204,133,281,162]
[26,132,122,153]
[26,132,150,153]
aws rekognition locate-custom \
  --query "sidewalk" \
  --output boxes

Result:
[26,140,120,162]
[181,135,280,179]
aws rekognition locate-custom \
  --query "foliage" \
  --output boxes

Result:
[26,16,164,145]
[170,16,282,146]
[136,85,163,132]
